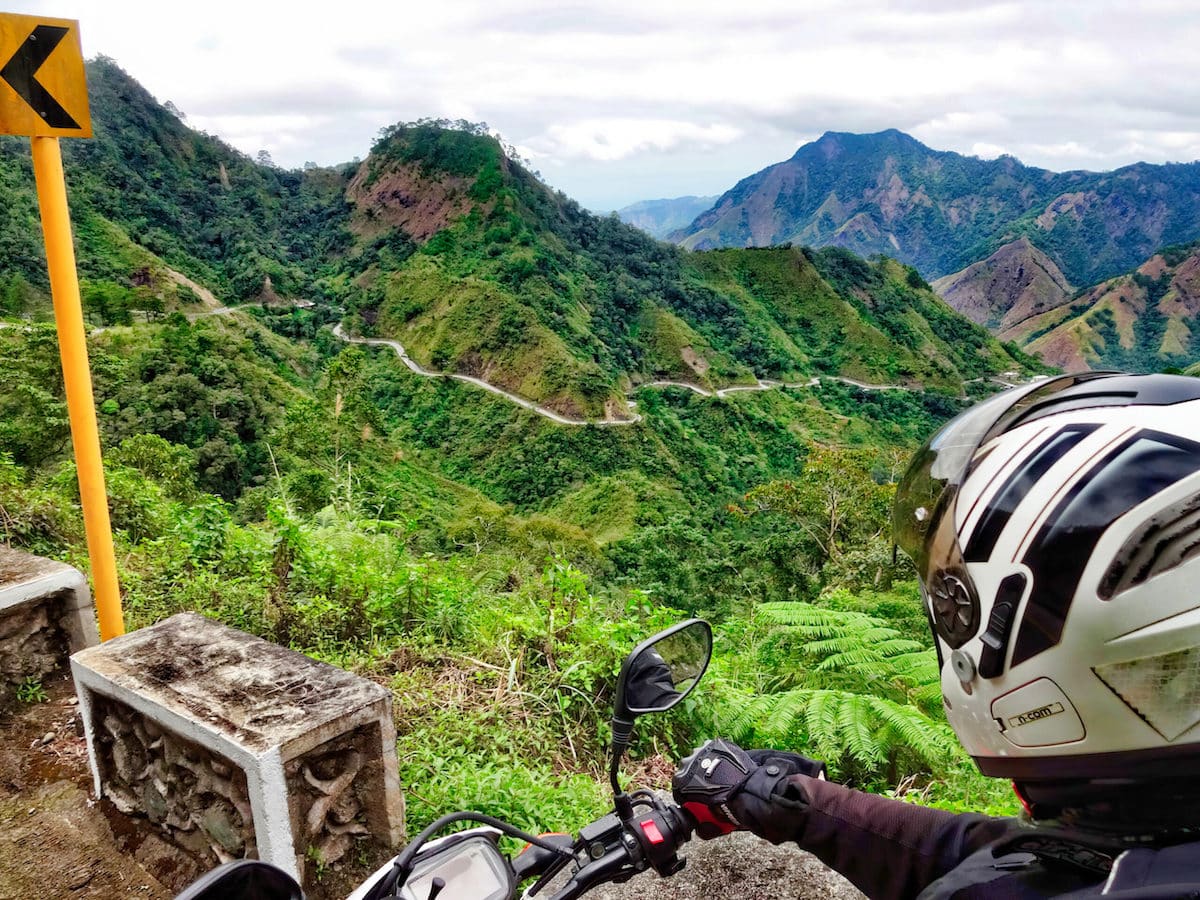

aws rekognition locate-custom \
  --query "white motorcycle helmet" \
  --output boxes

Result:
[894,373,1200,802]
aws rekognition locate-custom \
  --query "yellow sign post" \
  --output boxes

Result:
[0,14,123,639]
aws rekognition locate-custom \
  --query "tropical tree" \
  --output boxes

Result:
[736,446,901,591]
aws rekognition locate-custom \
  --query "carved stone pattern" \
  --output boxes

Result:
[284,722,378,876]
[0,591,70,701]
[90,693,257,866]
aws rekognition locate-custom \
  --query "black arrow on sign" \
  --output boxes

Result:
[1,24,80,130]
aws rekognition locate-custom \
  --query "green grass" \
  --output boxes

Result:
[15,677,47,704]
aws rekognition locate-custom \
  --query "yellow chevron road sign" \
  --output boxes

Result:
[0,13,90,137]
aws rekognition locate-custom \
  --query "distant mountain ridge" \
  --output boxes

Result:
[669,130,1200,288]
[616,195,718,239]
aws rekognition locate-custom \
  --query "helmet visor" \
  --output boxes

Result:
[894,374,1111,648]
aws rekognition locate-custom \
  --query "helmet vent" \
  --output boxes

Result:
[1099,491,1200,601]
[1094,646,1200,741]
[964,424,1097,563]
[1012,429,1200,667]
[928,568,979,645]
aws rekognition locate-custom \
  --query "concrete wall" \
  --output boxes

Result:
[0,547,97,705]
[72,612,404,885]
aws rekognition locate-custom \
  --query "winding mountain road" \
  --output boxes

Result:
[332,323,912,427]
[332,323,642,426]
[8,307,913,426]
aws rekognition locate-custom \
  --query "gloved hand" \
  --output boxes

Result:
[747,748,828,781]
[672,738,825,842]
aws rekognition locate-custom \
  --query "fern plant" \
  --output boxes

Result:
[715,601,957,782]
[756,601,941,710]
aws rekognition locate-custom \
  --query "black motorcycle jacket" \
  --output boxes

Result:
[764,775,1200,900]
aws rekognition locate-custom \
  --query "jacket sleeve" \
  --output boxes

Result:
[768,775,1019,900]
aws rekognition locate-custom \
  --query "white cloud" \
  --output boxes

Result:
[530,119,742,162]
[969,142,1008,160]
[1024,141,1109,163]
[911,112,1013,155]
[4,0,1200,207]
[1115,131,1200,166]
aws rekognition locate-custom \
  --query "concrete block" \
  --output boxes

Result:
[70,612,404,883]
[0,546,98,699]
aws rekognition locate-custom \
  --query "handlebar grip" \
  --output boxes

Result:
[681,802,738,838]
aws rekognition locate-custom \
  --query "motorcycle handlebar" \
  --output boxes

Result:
[534,795,694,900]
[547,845,634,900]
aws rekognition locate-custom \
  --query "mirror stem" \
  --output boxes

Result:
[610,715,634,813]
[614,790,635,822]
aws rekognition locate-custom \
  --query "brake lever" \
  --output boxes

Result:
[545,846,638,900]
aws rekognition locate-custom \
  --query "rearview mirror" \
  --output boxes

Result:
[609,619,712,807]
[615,619,712,718]
[175,860,303,900]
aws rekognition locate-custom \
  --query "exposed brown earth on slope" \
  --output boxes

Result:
[346,161,480,244]
[934,237,1072,331]
[1005,246,1200,370]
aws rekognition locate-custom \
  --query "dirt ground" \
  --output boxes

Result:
[0,671,172,899]
[0,670,401,900]
[0,672,863,900]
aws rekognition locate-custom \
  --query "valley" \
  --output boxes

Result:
[2,51,1194,898]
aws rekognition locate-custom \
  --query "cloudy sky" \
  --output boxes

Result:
[10,0,1200,210]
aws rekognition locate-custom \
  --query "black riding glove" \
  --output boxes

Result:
[672,738,825,842]
[747,748,828,781]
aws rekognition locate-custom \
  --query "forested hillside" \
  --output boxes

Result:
[0,57,1028,883]
[342,124,1032,416]
[0,58,353,323]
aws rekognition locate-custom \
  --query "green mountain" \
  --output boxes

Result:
[1001,241,1200,372]
[339,125,1032,415]
[670,130,1200,287]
